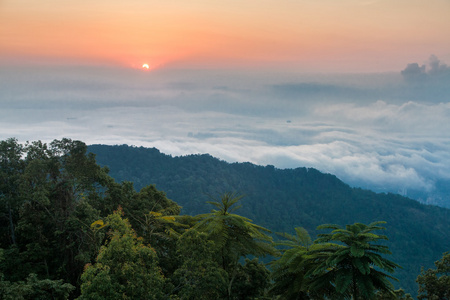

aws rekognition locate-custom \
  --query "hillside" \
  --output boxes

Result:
[88,144,450,296]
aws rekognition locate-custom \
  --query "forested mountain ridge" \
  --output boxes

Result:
[88,144,450,296]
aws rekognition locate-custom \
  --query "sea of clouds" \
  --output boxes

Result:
[1,56,450,206]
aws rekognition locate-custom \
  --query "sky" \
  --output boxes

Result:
[2,0,450,71]
[1,0,450,206]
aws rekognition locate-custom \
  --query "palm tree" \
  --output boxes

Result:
[270,227,320,299]
[309,221,400,300]
[193,192,277,299]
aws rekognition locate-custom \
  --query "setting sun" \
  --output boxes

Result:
[142,63,150,70]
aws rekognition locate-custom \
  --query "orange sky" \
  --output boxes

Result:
[1,0,450,72]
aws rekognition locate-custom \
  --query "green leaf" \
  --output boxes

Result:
[350,243,365,257]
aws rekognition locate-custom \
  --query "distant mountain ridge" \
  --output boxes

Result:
[88,144,450,296]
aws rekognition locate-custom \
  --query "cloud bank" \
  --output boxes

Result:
[401,55,450,82]
[1,58,450,206]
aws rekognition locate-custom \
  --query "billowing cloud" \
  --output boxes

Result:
[401,55,450,82]
[428,55,449,74]
[401,63,426,82]
[1,64,450,206]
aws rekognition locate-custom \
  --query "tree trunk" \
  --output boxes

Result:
[352,269,358,300]
[8,203,16,245]
[227,270,236,300]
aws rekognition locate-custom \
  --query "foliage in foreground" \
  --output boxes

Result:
[0,272,74,300]
[416,252,450,300]
[0,138,447,299]
[90,143,450,295]
[270,223,403,299]
[79,209,165,299]
[311,222,400,299]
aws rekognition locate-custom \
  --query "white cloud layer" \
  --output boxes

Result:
[1,63,450,205]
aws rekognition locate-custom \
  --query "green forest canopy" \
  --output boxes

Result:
[89,143,450,296]
[1,138,449,299]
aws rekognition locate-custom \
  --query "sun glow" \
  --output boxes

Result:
[142,63,150,70]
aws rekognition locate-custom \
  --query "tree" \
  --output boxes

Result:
[0,138,25,248]
[416,251,450,300]
[0,273,75,300]
[310,221,400,299]
[193,192,277,299]
[0,248,75,299]
[270,227,333,299]
[170,229,227,300]
[0,139,107,287]
[125,185,183,276]
[78,209,165,299]
[231,258,271,300]
[375,288,413,300]
[0,138,189,298]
